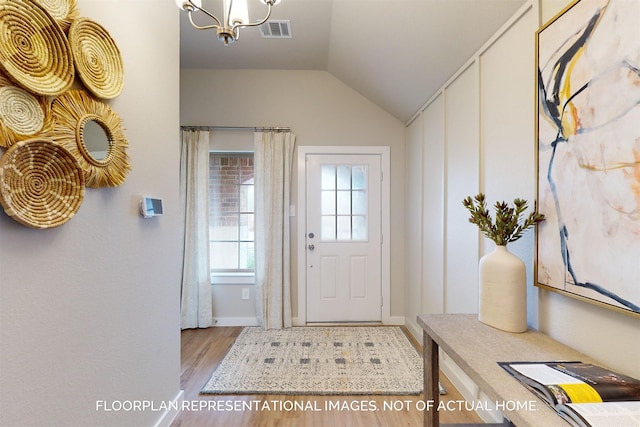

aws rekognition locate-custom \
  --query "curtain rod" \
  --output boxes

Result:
[180,125,291,132]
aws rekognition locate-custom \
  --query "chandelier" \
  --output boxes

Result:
[176,0,280,46]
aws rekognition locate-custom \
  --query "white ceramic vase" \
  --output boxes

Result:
[478,245,527,333]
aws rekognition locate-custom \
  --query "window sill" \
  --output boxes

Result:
[211,272,255,285]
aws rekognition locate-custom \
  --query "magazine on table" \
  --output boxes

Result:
[498,361,640,427]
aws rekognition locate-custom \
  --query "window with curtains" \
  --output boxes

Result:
[209,153,255,280]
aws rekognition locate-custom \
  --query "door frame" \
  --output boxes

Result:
[295,146,391,325]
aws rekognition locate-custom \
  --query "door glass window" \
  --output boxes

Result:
[320,164,368,241]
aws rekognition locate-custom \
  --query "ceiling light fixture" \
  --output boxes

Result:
[176,0,280,46]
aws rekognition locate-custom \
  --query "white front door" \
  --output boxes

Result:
[305,154,382,322]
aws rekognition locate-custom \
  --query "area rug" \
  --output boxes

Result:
[201,326,423,395]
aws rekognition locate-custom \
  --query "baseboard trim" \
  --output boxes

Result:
[153,390,184,427]
[404,318,422,341]
[440,353,504,424]
[440,356,478,401]
[292,316,405,327]
[384,316,405,325]
[213,317,259,327]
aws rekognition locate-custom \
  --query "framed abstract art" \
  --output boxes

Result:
[535,0,640,317]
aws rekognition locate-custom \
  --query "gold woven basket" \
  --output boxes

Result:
[0,138,85,229]
[69,17,124,99]
[51,90,130,187]
[0,0,74,96]
[0,72,53,148]
[32,0,79,33]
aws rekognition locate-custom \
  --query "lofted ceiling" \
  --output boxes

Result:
[179,0,527,122]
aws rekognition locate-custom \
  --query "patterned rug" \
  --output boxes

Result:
[201,326,423,395]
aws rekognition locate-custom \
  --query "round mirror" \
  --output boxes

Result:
[81,119,111,161]
[51,90,130,188]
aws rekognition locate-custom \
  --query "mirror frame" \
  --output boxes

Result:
[77,114,113,165]
[51,90,131,188]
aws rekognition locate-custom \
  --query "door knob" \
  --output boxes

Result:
[308,244,315,251]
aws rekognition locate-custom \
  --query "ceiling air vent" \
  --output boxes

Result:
[260,20,292,39]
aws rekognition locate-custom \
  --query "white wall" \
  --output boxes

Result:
[404,0,639,383]
[421,94,445,315]
[404,116,423,331]
[0,1,182,426]
[444,63,480,314]
[180,69,405,323]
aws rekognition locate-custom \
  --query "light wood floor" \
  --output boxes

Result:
[171,326,483,426]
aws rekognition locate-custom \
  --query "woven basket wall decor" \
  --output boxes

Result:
[69,17,124,99]
[0,72,53,148]
[0,139,85,229]
[32,0,79,33]
[51,90,130,188]
[0,0,130,229]
[0,0,74,96]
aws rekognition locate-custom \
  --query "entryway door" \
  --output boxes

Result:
[304,152,383,322]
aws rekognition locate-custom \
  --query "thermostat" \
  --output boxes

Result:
[140,197,163,218]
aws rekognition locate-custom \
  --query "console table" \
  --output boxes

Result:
[417,314,602,427]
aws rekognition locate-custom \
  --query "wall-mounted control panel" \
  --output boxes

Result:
[140,197,163,218]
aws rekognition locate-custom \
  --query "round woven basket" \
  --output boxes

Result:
[32,0,79,33]
[0,0,74,96]
[69,18,124,99]
[51,90,130,187]
[0,139,85,229]
[0,86,44,135]
[0,71,53,148]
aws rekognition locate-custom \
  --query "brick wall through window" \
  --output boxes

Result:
[209,153,255,270]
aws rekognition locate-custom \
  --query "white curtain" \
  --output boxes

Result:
[254,131,296,329]
[180,130,213,329]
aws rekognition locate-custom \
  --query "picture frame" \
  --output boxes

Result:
[535,0,640,317]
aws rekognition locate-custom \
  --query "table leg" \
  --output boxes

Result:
[423,330,439,427]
